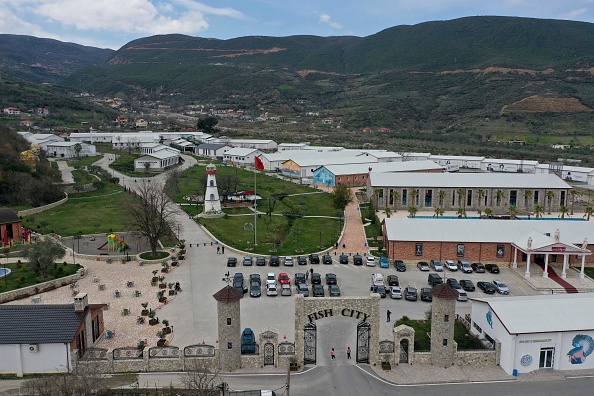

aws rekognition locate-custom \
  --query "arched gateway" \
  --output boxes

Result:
[294,294,381,366]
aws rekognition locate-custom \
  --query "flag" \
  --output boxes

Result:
[255,156,265,170]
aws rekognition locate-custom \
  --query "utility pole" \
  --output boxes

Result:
[286,364,290,396]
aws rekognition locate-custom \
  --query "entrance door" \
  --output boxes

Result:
[539,348,555,368]
[304,322,316,365]
[263,342,275,366]
[356,321,370,363]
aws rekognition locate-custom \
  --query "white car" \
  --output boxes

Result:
[492,280,510,294]
[389,286,402,299]
[445,260,458,271]
[371,273,385,286]
[284,256,294,266]
[266,283,278,296]
[266,272,276,287]
[366,256,376,266]
[280,283,292,296]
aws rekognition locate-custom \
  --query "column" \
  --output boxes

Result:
[561,255,568,279]
[543,254,549,278]
[513,247,518,269]
[525,253,531,278]
[580,256,586,279]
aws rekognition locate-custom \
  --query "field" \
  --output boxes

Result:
[0,262,82,293]
[395,316,486,351]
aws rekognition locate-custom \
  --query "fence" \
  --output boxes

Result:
[18,193,69,217]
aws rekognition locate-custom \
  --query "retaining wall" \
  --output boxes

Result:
[18,193,69,217]
[0,268,85,303]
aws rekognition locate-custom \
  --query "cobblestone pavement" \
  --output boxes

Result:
[370,363,513,384]
[329,188,369,256]
[53,159,75,184]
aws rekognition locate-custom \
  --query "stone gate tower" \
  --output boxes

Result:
[430,284,457,368]
[213,285,243,371]
[204,164,221,213]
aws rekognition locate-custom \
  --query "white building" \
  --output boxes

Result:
[18,132,64,151]
[196,143,233,159]
[471,294,594,375]
[356,150,403,162]
[112,134,160,148]
[45,142,97,158]
[223,148,261,167]
[134,148,180,170]
[400,152,432,161]
[429,155,485,170]
[480,158,539,173]
[214,138,277,151]
[3,107,21,115]
[535,164,594,183]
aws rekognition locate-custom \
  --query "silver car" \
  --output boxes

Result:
[389,286,402,299]
[296,283,309,297]
[281,283,292,296]
[492,280,510,294]
[430,259,444,271]
[284,256,294,266]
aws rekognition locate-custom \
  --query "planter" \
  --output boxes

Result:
[151,277,158,283]
[158,297,167,303]
[159,284,167,289]
[290,363,299,372]
[163,327,172,334]
[161,268,168,273]
[157,339,167,347]
[149,318,159,326]
[168,290,176,296]
[381,363,391,371]
[141,310,149,316]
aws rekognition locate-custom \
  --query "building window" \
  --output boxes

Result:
[509,190,517,206]
[473,322,482,334]
[228,342,233,349]
[415,243,423,256]
[496,245,504,258]
[389,189,394,205]
[560,191,566,206]
[534,191,539,205]
[402,189,407,206]
[452,190,456,206]
[227,318,232,326]
[443,339,448,346]
[457,244,465,257]
[424,189,433,207]
[466,190,473,207]
[444,315,449,322]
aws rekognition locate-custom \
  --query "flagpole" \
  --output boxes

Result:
[254,168,257,247]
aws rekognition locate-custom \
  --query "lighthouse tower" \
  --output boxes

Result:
[204,164,222,213]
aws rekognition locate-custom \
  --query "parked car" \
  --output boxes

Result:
[394,260,406,272]
[284,256,294,266]
[420,287,433,302]
[328,284,341,297]
[296,283,309,297]
[485,264,500,273]
[456,289,468,302]
[294,273,306,285]
[387,275,399,286]
[311,273,321,284]
[297,256,307,265]
[270,255,280,266]
[477,281,497,294]
[266,283,278,296]
[312,284,325,297]
[460,279,475,292]
[445,260,458,271]
[430,259,444,271]
[309,253,320,264]
[471,262,486,273]
[325,273,338,285]
[278,272,290,285]
[380,256,390,268]
[266,272,276,287]
[241,328,256,354]
[353,254,363,266]
[446,278,462,290]
[492,280,510,294]
[233,277,247,295]
[250,281,261,297]
[281,283,292,296]
[249,274,261,284]
[322,254,333,264]
[389,286,402,299]
[256,256,266,266]
[372,272,385,286]
[366,256,376,266]
[227,257,238,267]
[428,273,444,287]
[417,261,430,271]
[457,260,473,273]
[371,284,387,298]
[404,287,418,301]
[242,256,253,266]
[339,254,349,264]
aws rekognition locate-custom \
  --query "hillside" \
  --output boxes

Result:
[0,34,114,83]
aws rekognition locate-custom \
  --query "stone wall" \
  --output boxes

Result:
[63,183,97,195]
[18,193,68,217]
[0,268,85,303]
[411,352,432,364]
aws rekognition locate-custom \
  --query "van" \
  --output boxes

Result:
[456,289,468,302]
[428,273,443,287]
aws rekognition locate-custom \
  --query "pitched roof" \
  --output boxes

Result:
[197,143,230,150]
[431,284,458,300]
[320,160,443,176]
[213,285,243,303]
[0,208,20,225]
[0,304,85,344]
[224,148,259,156]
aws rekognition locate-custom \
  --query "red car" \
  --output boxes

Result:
[278,272,291,285]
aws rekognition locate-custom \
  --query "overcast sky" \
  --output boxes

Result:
[1,0,593,49]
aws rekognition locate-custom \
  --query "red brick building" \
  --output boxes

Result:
[0,208,21,247]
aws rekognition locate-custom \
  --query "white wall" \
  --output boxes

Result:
[0,343,70,375]
[470,301,514,373]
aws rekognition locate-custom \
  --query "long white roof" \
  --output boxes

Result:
[472,293,594,334]
[225,148,259,156]
[321,160,443,176]
[384,218,594,244]
[536,164,594,174]
[429,155,485,161]
[369,172,570,189]
[483,158,539,165]
[287,156,378,167]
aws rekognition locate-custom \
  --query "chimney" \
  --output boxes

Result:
[73,292,88,312]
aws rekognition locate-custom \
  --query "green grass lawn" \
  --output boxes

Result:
[0,262,82,293]
[66,155,102,168]
[395,315,485,351]
[22,182,133,236]
[71,170,97,184]
[584,267,594,279]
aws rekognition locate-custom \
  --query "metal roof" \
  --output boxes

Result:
[472,293,594,334]
[286,156,377,167]
[536,164,594,173]
[384,218,594,244]
[369,172,570,189]
[225,148,259,156]
[0,304,84,344]
[482,158,539,165]
[320,160,443,176]
[197,143,230,150]
[138,150,179,160]
[429,155,485,161]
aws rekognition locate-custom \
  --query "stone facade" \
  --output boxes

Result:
[294,294,381,366]
[216,297,241,371]
[393,324,415,365]
[18,193,68,217]
[430,286,457,368]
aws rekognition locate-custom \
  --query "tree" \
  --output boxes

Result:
[127,181,177,257]
[569,189,578,215]
[456,207,467,219]
[523,189,533,213]
[181,359,221,393]
[495,189,504,206]
[391,190,401,212]
[438,189,446,209]
[411,189,419,207]
[508,205,517,219]
[330,184,353,211]
[476,188,486,216]
[433,207,444,218]
[484,207,493,219]
[197,116,218,133]
[546,190,555,214]
[384,206,392,218]
[456,188,465,209]
[164,167,182,197]
[372,189,380,208]
[74,143,82,159]
[534,205,544,219]
[584,206,593,221]
[407,205,418,218]
[143,161,150,173]
[559,205,569,220]
[22,238,66,278]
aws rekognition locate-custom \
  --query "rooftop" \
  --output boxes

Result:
[225,148,259,156]
[320,160,443,176]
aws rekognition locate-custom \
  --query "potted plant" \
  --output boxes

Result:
[162,319,171,334]
[168,283,176,296]
[381,361,391,371]
[156,331,167,347]
[161,262,170,273]
[157,290,167,303]
[137,339,146,350]
[171,259,179,267]
[178,254,185,261]
[141,302,149,316]
[158,276,166,289]
[148,310,159,326]
[151,270,159,285]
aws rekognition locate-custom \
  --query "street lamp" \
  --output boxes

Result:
[319,231,322,249]
[3,248,9,290]
[77,231,81,253]
[72,243,76,266]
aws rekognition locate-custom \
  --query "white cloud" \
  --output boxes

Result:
[560,8,588,19]
[0,4,54,37]
[319,12,342,29]
[173,0,248,20]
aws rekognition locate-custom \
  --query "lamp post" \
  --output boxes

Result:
[177,223,180,243]
[319,231,322,249]
[72,243,76,266]
[3,248,9,290]
[77,231,81,253]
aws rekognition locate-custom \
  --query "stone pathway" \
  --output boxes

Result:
[330,189,369,256]
[53,159,75,184]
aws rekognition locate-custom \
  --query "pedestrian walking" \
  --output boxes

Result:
[387,310,391,322]
[305,271,309,281]
[347,347,351,359]
[331,348,336,360]
[217,246,220,254]
[310,268,314,278]
[221,246,225,254]
[342,243,346,249]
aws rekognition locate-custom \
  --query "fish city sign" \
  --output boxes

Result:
[307,308,369,322]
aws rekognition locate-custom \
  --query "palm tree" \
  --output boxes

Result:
[534,205,544,219]
[508,205,517,219]
[584,206,594,221]
[495,189,504,207]
[559,205,568,220]
[385,206,392,218]
[433,207,444,218]
[372,189,380,208]
[456,207,467,219]
[523,189,533,213]
[546,190,554,214]
[476,188,486,216]
[407,206,418,218]
[391,190,401,212]
[484,207,493,219]
[456,188,465,209]
[411,189,420,207]
[569,189,578,215]
[438,189,446,210]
